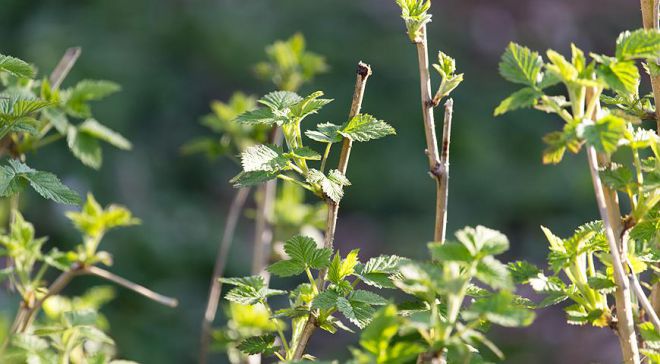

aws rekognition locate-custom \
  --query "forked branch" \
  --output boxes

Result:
[414,25,453,243]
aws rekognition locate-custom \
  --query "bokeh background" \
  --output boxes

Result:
[0,0,649,362]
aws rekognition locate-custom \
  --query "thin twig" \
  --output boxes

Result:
[49,47,82,89]
[291,62,372,360]
[436,99,453,244]
[586,146,640,364]
[84,265,178,308]
[414,25,448,243]
[199,187,251,364]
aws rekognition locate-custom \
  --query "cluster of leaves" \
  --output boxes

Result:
[351,226,533,363]
[0,52,129,205]
[432,52,464,105]
[230,90,395,203]
[495,28,660,361]
[254,33,328,92]
[221,235,401,361]
[395,0,432,42]
[4,310,135,364]
[0,194,139,363]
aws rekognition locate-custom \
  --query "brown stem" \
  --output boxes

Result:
[16,265,81,333]
[291,62,372,360]
[414,26,449,243]
[435,99,453,244]
[17,264,178,334]
[199,187,251,364]
[84,265,178,307]
[586,147,640,364]
[49,47,82,89]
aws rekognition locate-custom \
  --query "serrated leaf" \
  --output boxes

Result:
[337,296,375,329]
[65,80,120,118]
[499,42,543,86]
[67,126,103,169]
[237,334,278,355]
[597,59,640,95]
[455,225,509,257]
[350,290,388,306]
[600,163,635,191]
[267,259,304,277]
[289,91,332,119]
[494,87,541,116]
[240,144,288,172]
[582,114,626,154]
[339,114,396,142]
[283,235,332,269]
[234,107,286,126]
[355,255,401,289]
[311,290,340,310]
[288,147,321,160]
[507,261,541,284]
[0,54,35,78]
[258,90,302,110]
[616,29,660,60]
[546,49,578,81]
[476,256,513,290]
[305,122,342,143]
[328,249,360,284]
[306,168,350,203]
[42,107,70,134]
[463,291,535,327]
[230,170,279,188]
[221,275,285,305]
[78,119,131,150]
[0,159,80,204]
[428,241,473,262]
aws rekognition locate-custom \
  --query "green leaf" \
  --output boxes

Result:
[288,147,321,160]
[339,114,396,142]
[0,160,80,204]
[582,114,626,154]
[305,122,343,143]
[289,91,333,119]
[616,29,660,60]
[350,290,388,306]
[355,255,401,289]
[65,80,120,118]
[221,275,285,305]
[0,54,35,78]
[455,225,509,257]
[328,249,360,284]
[463,291,535,327]
[0,97,51,120]
[267,259,304,277]
[240,144,288,172]
[237,334,278,355]
[640,322,660,350]
[312,290,340,310]
[428,241,473,262]
[258,90,302,110]
[395,0,432,41]
[306,168,350,203]
[508,261,541,284]
[337,296,375,329]
[546,50,578,81]
[600,163,635,192]
[475,256,513,290]
[493,87,541,116]
[235,107,286,126]
[66,193,139,239]
[42,108,69,134]
[499,42,543,86]
[67,126,102,169]
[78,119,132,150]
[587,274,616,294]
[230,170,279,188]
[597,59,640,95]
[286,235,332,269]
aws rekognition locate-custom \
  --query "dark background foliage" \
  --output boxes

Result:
[0,0,646,362]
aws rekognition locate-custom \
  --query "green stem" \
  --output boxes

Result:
[276,175,316,194]
[320,143,332,173]
[263,301,290,355]
[305,268,318,294]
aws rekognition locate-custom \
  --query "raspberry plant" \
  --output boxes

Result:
[0,49,177,363]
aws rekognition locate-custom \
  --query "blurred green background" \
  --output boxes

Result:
[0,0,648,362]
